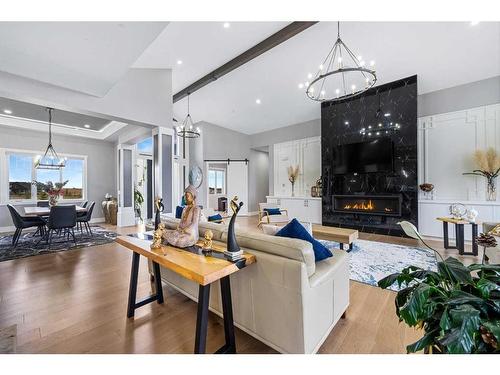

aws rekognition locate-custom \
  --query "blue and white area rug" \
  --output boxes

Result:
[320,239,438,291]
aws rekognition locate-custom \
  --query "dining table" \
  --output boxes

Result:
[23,205,87,216]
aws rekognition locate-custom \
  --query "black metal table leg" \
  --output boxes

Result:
[127,252,140,318]
[215,276,236,354]
[443,222,454,249]
[339,243,344,250]
[127,253,165,318]
[456,224,465,255]
[471,223,479,256]
[348,243,353,252]
[194,284,211,354]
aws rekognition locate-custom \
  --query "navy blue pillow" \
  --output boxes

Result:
[264,208,281,215]
[175,206,184,219]
[275,218,333,262]
[208,213,223,222]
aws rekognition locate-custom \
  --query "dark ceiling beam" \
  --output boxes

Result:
[173,21,318,103]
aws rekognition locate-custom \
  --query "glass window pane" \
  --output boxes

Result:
[208,170,216,194]
[137,138,153,155]
[35,169,60,200]
[216,170,224,194]
[62,159,84,199]
[8,154,32,200]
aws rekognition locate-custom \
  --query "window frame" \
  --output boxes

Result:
[208,168,226,195]
[1,147,87,205]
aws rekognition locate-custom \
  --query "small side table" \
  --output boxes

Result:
[436,217,480,256]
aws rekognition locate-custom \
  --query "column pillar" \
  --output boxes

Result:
[152,127,174,214]
[116,144,136,227]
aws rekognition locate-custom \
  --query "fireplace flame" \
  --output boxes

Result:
[343,200,375,211]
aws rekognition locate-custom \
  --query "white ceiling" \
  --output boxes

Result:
[161,21,499,134]
[0,21,498,137]
[0,22,167,96]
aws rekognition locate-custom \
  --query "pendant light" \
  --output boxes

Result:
[176,94,201,139]
[306,22,377,102]
[35,108,66,170]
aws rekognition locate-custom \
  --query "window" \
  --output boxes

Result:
[5,151,86,202]
[137,138,153,155]
[8,154,33,200]
[208,169,225,195]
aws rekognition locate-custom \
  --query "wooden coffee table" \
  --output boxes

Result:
[312,224,359,252]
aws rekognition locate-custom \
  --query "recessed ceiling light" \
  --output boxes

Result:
[3,109,12,114]
[177,60,183,65]
[84,124,91,129]
[470,21,480,26]
[255,99,261,104]
[223,22,230,28]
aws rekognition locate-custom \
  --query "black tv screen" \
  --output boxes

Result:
[332,138,394,174]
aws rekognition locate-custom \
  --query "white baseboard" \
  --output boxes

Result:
[0,217,105,234]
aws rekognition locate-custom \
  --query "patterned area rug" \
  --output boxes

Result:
[320,239,438,291]
[0,226,117,262]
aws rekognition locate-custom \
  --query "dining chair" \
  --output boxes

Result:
[39,205,77,248]
[37,201,50,207]
[7,204,47,246]
[77,201,95,236]
[81,201,89,208]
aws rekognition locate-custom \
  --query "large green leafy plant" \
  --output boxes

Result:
[378,221,500,354]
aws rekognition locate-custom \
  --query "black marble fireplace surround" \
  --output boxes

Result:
[321,75,418,236]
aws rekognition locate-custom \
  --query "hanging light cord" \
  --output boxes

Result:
[47,107,53,145]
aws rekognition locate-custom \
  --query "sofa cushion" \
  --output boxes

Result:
[261,221,312,236]
[264,207,281,215]
[221,229,316,277]
[208,213,223,222]
[175,206,184,219]
[275,219,332,262]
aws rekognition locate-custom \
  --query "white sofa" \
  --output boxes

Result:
[150,216,349,354]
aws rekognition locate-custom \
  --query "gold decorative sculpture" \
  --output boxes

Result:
[162,185,201,248]
[151,223,165,249]
[201,229,213,252]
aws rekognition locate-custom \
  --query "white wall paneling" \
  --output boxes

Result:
[273,136,321,197]
[266,196,322,224]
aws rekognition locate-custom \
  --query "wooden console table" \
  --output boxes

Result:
[115,234,256,354]
[436,217,479,256]
[312,225,358,252]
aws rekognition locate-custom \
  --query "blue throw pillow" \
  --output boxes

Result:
[175,206,184,219]
[208,213,223,222]
[264,208,281,215]
[275,218,333,262]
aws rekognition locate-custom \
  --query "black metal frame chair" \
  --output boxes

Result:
[77,201,95,236]
[38,205,77,248]
[7,204,46,247]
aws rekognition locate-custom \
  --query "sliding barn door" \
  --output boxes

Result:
[226,162,249,216]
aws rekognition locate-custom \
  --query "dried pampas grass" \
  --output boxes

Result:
[473,148,500,173]
[288,165,300,183]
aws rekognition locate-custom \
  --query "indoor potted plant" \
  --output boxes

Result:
[378,221,500,354]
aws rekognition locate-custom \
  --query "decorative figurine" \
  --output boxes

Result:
[150,223,165,249]
[154,197,164,230]
[162,185,201,248]
[201,229,213,253]
[224,196,244,261]
[466,208,479,223]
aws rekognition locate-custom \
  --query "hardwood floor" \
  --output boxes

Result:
[0,217,483,354]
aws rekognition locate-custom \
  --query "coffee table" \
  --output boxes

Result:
[312,224,359,252]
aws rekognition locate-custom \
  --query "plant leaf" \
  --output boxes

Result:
[399,283,433,326]
[482,320,500,344]
[378,273,401,289]
[440,308,452,331]
[439,257,473,284]
[406,328,440,353]
[476,278,500,299]
[438,305,482,353]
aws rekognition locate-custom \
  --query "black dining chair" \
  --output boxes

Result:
[77,201,95,236]
[37,201,50,207]
[81,201,88,208]
[39,205,77,248]
[7,204,46,247]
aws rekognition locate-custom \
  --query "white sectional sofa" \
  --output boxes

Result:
[150,217,349,354]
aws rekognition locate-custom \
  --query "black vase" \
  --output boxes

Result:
[154,198,164,230]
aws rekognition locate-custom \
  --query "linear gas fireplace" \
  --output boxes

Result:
[333,195,402,217]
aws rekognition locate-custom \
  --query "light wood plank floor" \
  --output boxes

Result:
[0,216,483,354]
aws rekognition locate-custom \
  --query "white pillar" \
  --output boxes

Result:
[152,127,174,214]
[116,144,136,227]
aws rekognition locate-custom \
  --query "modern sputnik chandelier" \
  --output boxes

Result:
[35,107,66,170]
[306,22,377,102]
[176,94,201,139]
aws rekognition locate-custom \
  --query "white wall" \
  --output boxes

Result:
[418,103,500,201]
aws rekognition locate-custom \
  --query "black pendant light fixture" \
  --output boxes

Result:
[305,22,377,102]
[176,94,201,139]
[35,107,66,170]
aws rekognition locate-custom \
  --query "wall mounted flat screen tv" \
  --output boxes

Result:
[332,138,394,174]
